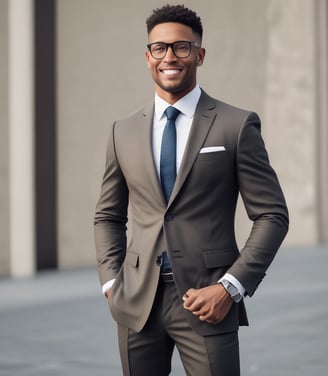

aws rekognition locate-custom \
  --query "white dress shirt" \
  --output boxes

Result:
[102,85,245,299]
[152,85,202,177]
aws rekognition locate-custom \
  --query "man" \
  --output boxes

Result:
[94,4,288,375]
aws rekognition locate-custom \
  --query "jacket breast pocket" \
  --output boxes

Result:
[197,150,228,162]
[192,151,229,183]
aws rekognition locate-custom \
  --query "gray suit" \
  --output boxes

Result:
[94,89,288,371]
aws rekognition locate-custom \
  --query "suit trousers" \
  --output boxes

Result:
[117,280,240,376]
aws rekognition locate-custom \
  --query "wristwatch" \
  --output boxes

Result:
[220,279,243,303]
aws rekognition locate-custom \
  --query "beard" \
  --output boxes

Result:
[153,75,196,97]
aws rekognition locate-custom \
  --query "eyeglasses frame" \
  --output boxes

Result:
[147,40,200,60]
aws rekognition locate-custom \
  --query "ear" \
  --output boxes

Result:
[145,50,152,69]
[197,47,206,67]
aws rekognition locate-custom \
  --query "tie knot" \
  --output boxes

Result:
[165,106,180,121]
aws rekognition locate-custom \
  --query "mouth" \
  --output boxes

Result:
[160,68,183,76]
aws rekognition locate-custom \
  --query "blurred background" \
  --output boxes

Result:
[0,0,327,278]
[1,1,328,375]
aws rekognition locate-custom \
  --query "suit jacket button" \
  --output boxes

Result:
[165,214,174,221]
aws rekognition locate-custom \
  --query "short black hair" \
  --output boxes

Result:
[146,4,203,40]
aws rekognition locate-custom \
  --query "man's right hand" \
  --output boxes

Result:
[183,284,233,324]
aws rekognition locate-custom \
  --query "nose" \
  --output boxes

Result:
[164,45,177,61]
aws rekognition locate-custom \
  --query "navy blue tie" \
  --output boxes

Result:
[160,106,180,274]
[160,106,180,203]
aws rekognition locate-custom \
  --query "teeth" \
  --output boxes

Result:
[162,70,180,75]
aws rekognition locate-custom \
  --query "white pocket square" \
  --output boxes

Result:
[199,146,226,153]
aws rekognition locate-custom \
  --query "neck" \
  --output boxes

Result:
[155,85,197,105]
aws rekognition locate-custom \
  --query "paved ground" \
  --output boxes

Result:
[0,244,327,376]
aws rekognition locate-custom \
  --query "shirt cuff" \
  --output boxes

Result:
[218,273,246,298]
[102,279,116,295]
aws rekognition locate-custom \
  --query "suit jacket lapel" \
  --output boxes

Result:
[139,102,167,206]
[168,91,217,206]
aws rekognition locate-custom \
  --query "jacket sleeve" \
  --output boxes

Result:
[227,112,289,296]
[94,122,129,286]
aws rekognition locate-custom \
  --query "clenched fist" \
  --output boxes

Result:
[183,284,233,324]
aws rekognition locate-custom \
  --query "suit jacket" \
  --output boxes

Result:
[94,89,289,336]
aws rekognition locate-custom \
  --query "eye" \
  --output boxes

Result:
[175,43,189,52]
[152,44,166,53]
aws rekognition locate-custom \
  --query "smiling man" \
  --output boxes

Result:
[146,21,204,101]
[94,4,289,376]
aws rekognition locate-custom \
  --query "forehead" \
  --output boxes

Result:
[148,22,194,43]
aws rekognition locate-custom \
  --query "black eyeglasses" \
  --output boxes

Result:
[147,41,200,60]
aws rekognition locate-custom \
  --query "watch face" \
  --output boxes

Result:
[227,284,237,295]
[225,281,242,302]
[221,280,242,302]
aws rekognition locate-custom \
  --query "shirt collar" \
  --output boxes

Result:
[154,85,202,121]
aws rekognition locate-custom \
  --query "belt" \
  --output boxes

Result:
[160,272,175,283]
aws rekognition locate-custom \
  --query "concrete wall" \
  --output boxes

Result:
[263,0,317,246]
[56,0,322,269]
[0,0,10,276]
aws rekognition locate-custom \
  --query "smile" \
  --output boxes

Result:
[161,69,182,75]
